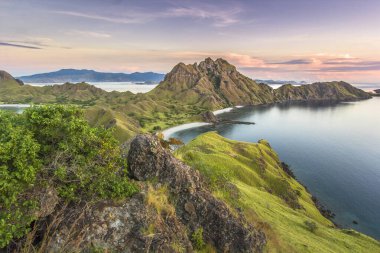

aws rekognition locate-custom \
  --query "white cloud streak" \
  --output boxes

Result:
[51,5,242,27]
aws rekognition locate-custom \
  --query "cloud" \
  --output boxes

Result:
[166,7,240,27]
[52,10,146,24]
[52,4,241,27]
[69,30,111,38]
[273,59,312,65]
[0,42,42,49]
[319,64,380,72]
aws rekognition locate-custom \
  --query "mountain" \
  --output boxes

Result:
[274,82,371,101]
[151,58,275,109]
[17,69,165,83]
[151,58,371,109]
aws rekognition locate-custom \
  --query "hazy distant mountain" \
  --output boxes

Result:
[18,69,165,84]
[255,79,307,85]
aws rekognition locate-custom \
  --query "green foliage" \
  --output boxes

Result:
[24,105,138,200]
[191,227,205,250]
[0,105,138,247]
[304,221,318,233]
[0,111,41,247]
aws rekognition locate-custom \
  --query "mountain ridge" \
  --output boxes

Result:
[17,69,165,83]
[150,58,371,109]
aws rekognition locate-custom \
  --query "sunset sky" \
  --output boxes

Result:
[1,0,380,83]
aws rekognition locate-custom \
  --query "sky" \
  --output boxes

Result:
[1,0,380,83]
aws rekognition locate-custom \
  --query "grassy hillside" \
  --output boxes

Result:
[175,132,380,253]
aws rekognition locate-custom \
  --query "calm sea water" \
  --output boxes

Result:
[169,97,380,239]
[27,82,158,93]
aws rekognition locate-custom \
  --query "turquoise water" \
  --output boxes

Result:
[169,97,380,239]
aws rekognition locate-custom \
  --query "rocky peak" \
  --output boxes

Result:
[197,57,237,76]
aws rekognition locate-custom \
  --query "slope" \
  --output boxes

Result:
[175,132,380,253]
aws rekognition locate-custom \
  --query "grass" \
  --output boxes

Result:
[175,132,380,253]
[146,184,175,218]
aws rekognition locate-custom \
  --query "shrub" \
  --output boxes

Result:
[0,111,41,247]
[0,105,138,247]
[191,227,205,250]
[304,220,318,233]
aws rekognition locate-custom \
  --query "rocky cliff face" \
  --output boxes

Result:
[25,134,265,252]
[151,58,371,109]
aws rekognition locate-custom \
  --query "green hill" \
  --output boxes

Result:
[175,132,380,252]
[0,60,372,141]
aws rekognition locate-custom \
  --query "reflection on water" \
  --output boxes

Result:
[169,98,380,239]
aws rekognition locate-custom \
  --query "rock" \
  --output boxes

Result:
[46,185,193,253]
[33,187,59,218]
[374,89,380,94]
[128,134,266,252]
[15,79,24,86]
[200,111,218,123]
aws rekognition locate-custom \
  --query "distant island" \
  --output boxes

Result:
[17,69,165,84]
[255,79,308,85]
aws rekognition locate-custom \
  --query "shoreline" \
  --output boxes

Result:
[161,122,211,139]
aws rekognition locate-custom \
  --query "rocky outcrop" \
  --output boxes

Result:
[375,89,380,94]
[201,111,218,123]
[25,134,265,252]
[44,185,193,253]
[128,134,266,252]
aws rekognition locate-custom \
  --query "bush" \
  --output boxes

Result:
[0,105,138,247]
[191,227,205,250]
[0,111,41,247]
[304,220,318,233]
